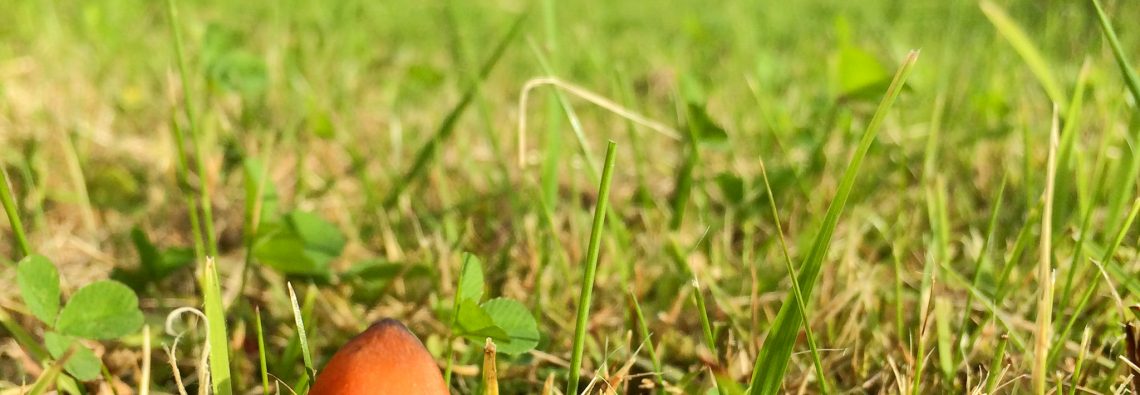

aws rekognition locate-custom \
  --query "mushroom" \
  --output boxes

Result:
[309,318,449,395]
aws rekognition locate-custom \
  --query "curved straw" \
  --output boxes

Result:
[516,76,682,167]
[164,306,209,395]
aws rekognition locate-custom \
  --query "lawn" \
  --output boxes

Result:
[2,0,1140,393]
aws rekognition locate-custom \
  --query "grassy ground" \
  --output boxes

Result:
[3,0,1140,393]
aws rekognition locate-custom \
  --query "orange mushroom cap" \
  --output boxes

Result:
[309,318,449,395]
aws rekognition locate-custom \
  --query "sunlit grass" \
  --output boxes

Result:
[2,0,1140,393]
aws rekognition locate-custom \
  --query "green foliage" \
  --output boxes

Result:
[56,281,145,340]
[243,159,279,229]
[830,46,889,100]
[44,332,101,381]
[203,23,269,98]
[8,0,1140,393]
[450,253,540,357]
[712,372,747,395]
[686,102,729,148]
[458,254,486,303]
[16,254,144,384]
[830,17,890,101]
[253,211,346,278]
[86,163,144,212]
[17,254,60,325]
[714,172,745,204]
[113,227,194,290]
[478,298,540,355]
[339,259,432,303]
[456,299,509,340]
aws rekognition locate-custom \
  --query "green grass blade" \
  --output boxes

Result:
[288,282,316,382]
[984,334,1008,394]
[962,173,1007,338]
[445,252,478,387]
[748,50,918,395]
[1091,0,1140,237]
[524,41,635,256]
[1068,328,1091,395]
[979,0,1068,109]
[1053,60,1092,220]
[0,308,49,360]
[627,288,665,394]
[924,177,950,385]
[912,223,937,395]
[166,115,205,260]
[28,348,72,395]
[692,279,718,357]
[255,307,270,394]
[1032,110,1060,395]
[893,247,905,349]
[1053,197,1140,360]
[165,0,217,257]
[934,298,954,381]
[383,12,528,208]
[202,258,232,395]
[758,156,828,394]
[566,141,618,395]
[1091,0,1140,106]
[0,167,31,259]
[540,0,563,212]
[526,40,600,182]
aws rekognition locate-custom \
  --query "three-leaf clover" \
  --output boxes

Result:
[451,253,539,356]
[16,254,145,381]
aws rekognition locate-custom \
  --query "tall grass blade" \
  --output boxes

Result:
[692,279,718,357]
[166,115,205,260]
[934,298,954,381]
[979,0,1068,109]
[255,307,270,394]
[911,226,936,395]
[540,0,563,212]
[1032,108,1060,395]
[747,50,918,395]
[27,348,73,395]
[383,12,527,208]
[0,308,48,360]
[1091,0,1140,236]
[1091,0,1140,105]
[0,167,31,259]
[1068,328,1091,395]
[165,0,218,257]
[1053,197,1140,359]
[627,288,665,394]
[288,282,316,382]
[202,258,232,395]
[984,334,1008,394]
[566,141,618,394]
[758,156,828,394]
[961,173,1007,350]
[1053,60,1092,222]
